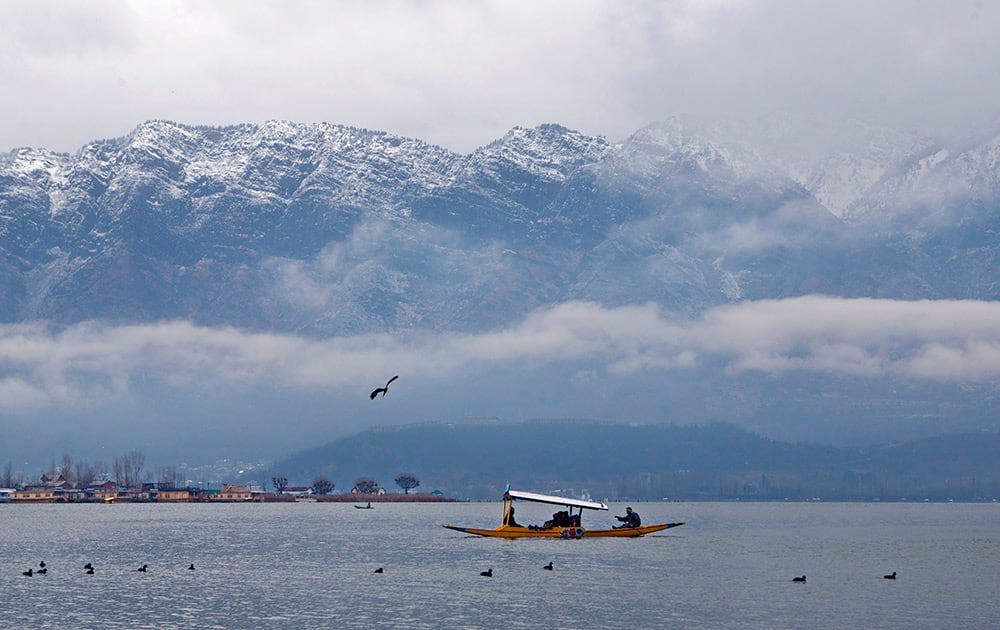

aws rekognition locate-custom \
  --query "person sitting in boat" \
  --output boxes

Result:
[614,506,641,529]
[539,510,572,529]
[505,506,522,528]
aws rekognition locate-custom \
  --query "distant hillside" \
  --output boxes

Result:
[261,421,1000,501]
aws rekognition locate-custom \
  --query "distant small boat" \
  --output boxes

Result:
[355,504,374,509]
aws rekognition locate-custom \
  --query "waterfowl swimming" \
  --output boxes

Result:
[188,563,195,571]
[84,563,93,570]
[370,375,399,400]
[884,571,896,580]
[22,568,33,577]
[85,567,94,575]
[37,567,47,575]
[480,568,493,577]
[792,575,806,582]
[137,564,148,572]
[543,562,553,570]
[39,561,46,568]
[374,567,384,574]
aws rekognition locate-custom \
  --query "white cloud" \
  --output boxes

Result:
[1,297,997,413]
[2,1,998,154]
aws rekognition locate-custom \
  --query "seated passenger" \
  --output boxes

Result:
[506,506,522,528]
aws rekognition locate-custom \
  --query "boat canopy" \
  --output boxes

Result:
[505,489,608,511]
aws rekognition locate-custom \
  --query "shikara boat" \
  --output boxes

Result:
[443,489,684,539]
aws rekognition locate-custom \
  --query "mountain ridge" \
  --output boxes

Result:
[263,420,1000,501]
[3,117,997,333]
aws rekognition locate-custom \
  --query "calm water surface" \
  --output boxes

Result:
[1,501,997,629]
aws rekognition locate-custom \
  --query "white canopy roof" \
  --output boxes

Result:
[506,489,608,511]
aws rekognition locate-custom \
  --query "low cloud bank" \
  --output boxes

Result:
[1,296,997,411]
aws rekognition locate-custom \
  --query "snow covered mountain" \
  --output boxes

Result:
[1,118,997,333]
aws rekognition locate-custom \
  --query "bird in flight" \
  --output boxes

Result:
[370,375,399,400]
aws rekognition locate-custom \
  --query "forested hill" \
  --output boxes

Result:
[263,421,1000,501]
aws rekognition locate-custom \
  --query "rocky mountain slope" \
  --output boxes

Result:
[1,118,998,334]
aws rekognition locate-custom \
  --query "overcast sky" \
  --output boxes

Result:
[3,1,1000,465]
[3,0,1000,154]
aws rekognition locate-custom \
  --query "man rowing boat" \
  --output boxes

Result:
[614,506,641,529]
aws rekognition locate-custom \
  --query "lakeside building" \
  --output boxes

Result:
[215,484,255,501]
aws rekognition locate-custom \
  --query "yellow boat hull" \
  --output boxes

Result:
[442,522,683,539]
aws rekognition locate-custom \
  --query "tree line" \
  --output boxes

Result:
[2,450,183,489]
[269,472,420,495]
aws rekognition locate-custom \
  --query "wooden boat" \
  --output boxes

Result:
[443,488,683,539]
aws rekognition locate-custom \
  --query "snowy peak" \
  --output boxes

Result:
[465,123,610,182]
[843,129,1000,221]
[614,119,773,185]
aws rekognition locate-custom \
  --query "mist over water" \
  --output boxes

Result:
[1,502,997,628]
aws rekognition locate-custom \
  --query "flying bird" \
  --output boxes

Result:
[370,375,399,400]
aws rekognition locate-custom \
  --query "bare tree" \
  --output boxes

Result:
[74,461,98,489]
[394,473,420,494]
[1,461,13,488]
[113,457,126,487]
[114,450,147,488]
[59,453,75,484]
[126,450,146,487]
[312,476,334,495]
[272,475,289,494]
[352,477,380,494]
[158,465,181,488]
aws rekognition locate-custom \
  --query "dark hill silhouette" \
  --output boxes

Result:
[265,421,1000,501]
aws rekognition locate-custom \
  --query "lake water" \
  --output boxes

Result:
[1,501,997,629]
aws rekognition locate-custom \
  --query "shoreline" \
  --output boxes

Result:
[0,492,459,505]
